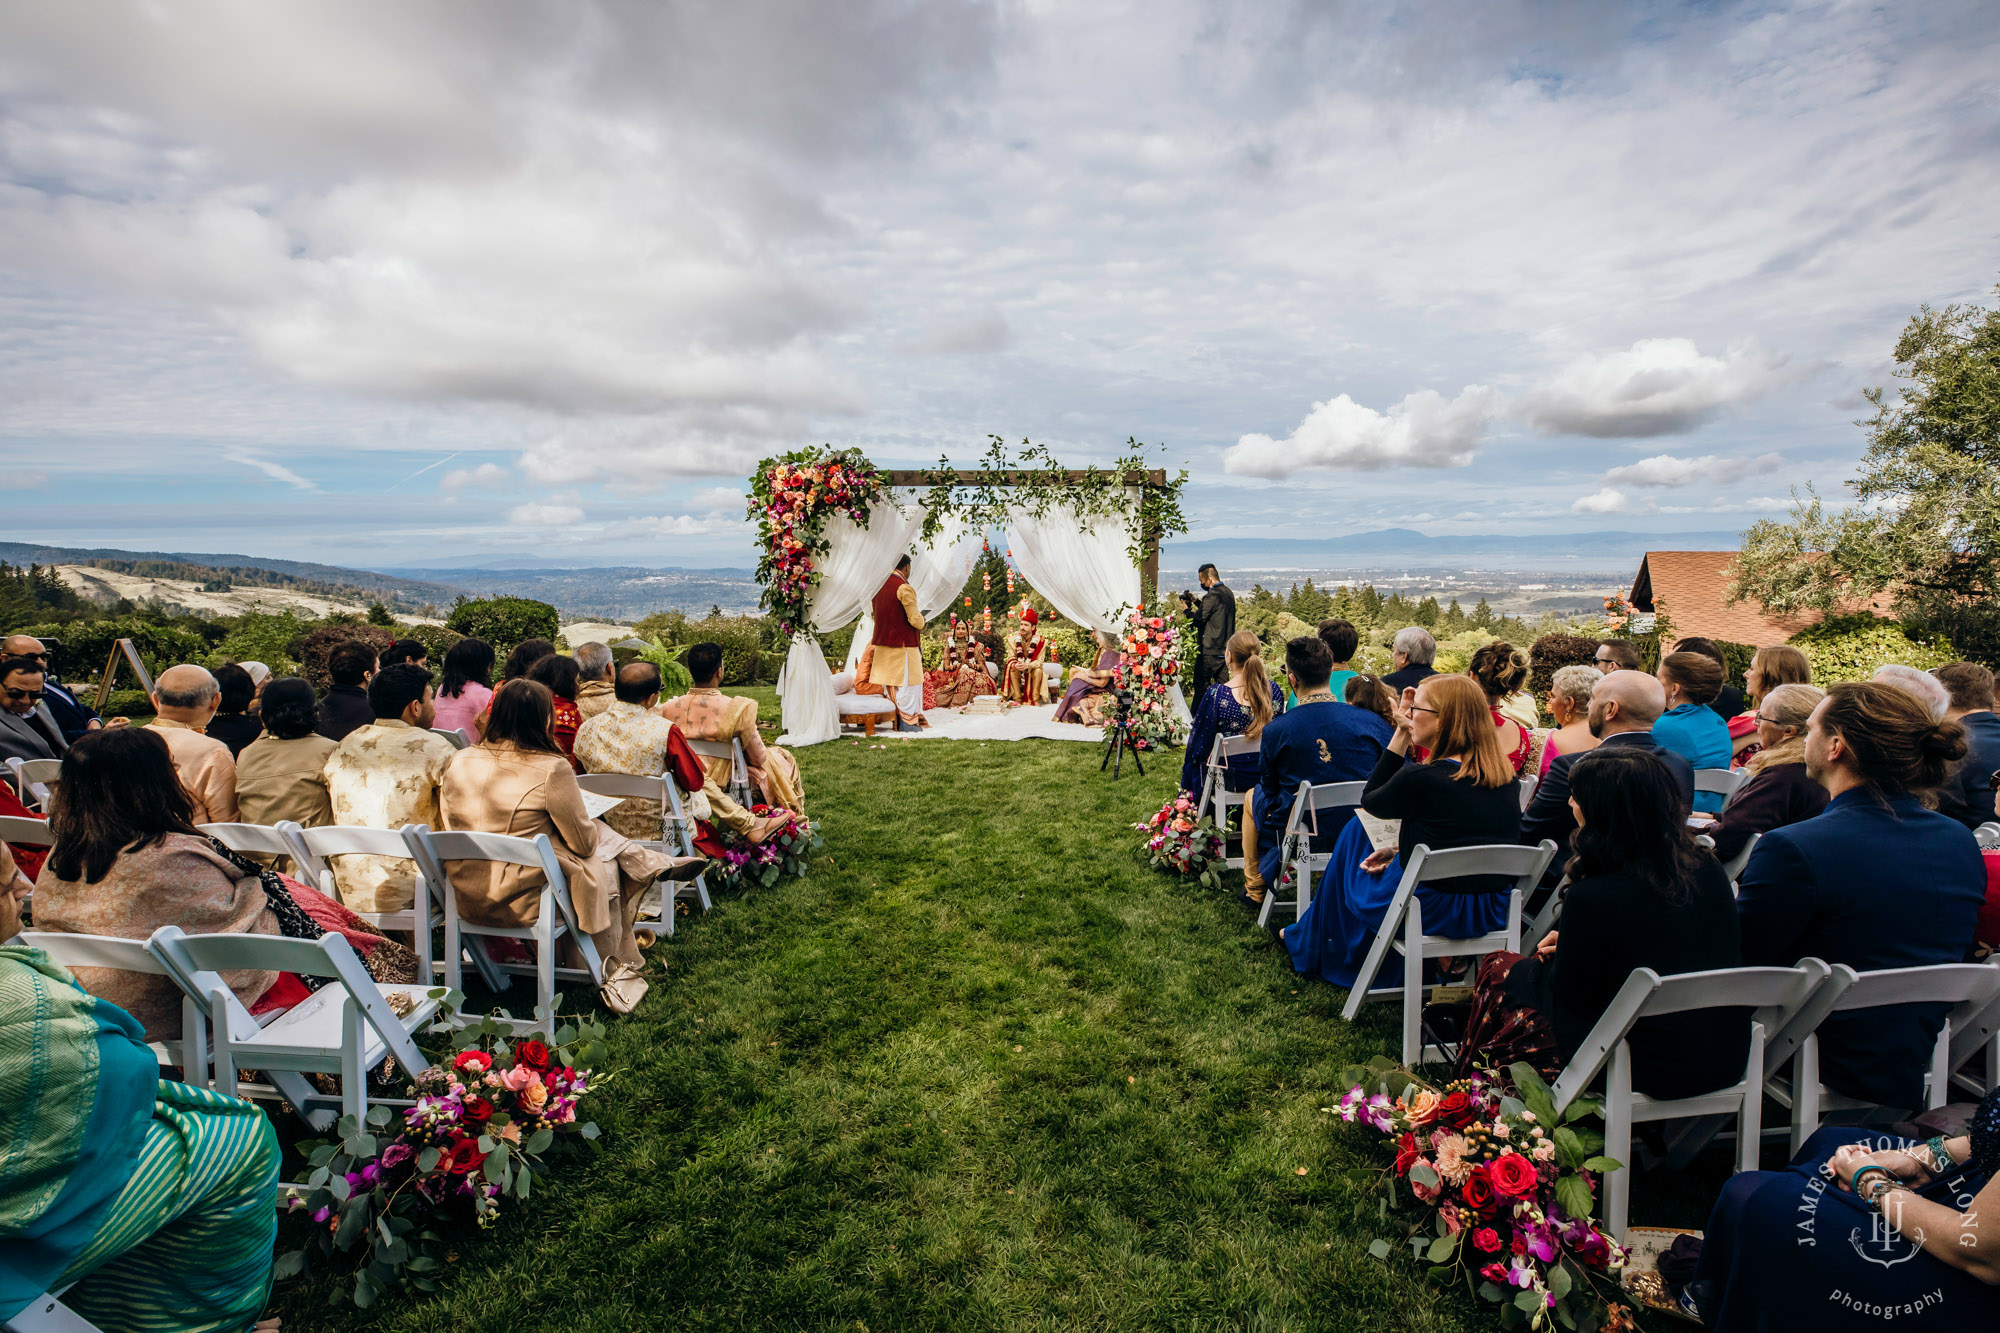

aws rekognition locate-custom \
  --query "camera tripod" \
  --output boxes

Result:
[1101,710,1145,779]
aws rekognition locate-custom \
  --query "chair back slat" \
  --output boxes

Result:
[294,824,422,861]
[17,930,173,975]
[1517,774,1538,811]
[1403,840,1557,891]
[1694,767,1746,807]
[199,822,299,859]
[0,815,54,846]
[431,728,469,749]
[576,772,669,802]
[423,829,559,873]
[1830,962,2000,1012]
[1212,734,1260,763]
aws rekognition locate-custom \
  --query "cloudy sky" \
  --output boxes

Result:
[4,0,1998,569]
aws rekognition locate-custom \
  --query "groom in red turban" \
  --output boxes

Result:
[869,553,927,732]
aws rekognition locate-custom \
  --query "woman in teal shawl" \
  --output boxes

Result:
[0,843,281,1332]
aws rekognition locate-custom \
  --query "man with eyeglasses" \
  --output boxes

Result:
[1593,640,1642,673]
[2,634,110,742]
[0,653,68,764]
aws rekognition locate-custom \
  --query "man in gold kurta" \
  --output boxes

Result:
[322,665,457,913]
[868,554,926,732]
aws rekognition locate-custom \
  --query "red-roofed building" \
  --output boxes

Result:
[1627,550,1882,646]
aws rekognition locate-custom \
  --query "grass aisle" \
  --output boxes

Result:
[277,728,1485,1332]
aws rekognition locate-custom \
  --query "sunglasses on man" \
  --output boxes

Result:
[2,687,44,703]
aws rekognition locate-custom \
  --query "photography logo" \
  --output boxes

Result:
[1848,1209,1926,1269]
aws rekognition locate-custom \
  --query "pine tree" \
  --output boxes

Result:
[1471,596,1496,629]
[1358,584,1384,621]
[1413,596,1440,628]
[1440,598,1467,633]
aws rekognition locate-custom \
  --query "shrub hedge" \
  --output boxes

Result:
[445,596,561,654]
[1527,633,1603,701]
[18,618,212,686]
[1788,613,1955,684]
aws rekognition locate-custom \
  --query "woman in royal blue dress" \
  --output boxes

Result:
[1180,632,1285,866]
[1691,1087,2000,1328]
[1284,673,1521,986]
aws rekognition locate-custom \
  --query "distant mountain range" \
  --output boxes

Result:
[1161,528,1748,574]
[382,566,763,619]
[0,541,463,611]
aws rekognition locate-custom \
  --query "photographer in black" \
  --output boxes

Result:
[1180,564,1236,695]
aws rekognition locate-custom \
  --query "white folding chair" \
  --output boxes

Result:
[687,737,753,806]
[1766,961,2000,1153]
[1516,773,1538,812]
[4,1289,102,1333]
[6,756,60,811]
[1947,972,2000,1098]
[1693,767,1746,812]
[15,931,209,1077]
[1717,830,1760,888]
[430,727,470,750]
[408,828,604,1029]
[1339,840,1560,1066]
[1196,733,1260,867]
[288,824,444,983]
[148,925,442,1132]
[0,814,53,848]
[198,819,323,882]
[575,772,714,936]
[1551,962,1829,1241]
[1256,780,1367,928]
[1975,821,2000,851]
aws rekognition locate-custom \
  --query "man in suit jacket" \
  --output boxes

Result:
[0,654,67,765]
[1933,661,2000,830]
[1736,681,1985,1110]
[1183,564,1236,697]
[1521,670,1692,877]
[2,635,105,743]
[1247,635,1392,903]
[1380,626,1439,695]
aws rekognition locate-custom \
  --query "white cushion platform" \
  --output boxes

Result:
[888,703,1102,743]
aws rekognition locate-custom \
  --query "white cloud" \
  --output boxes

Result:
[1571,488,1636,514]
[896,309,1011,356]
[1602,451,1785,487]
[223,452,317,491]
[687,486,750,513]
[1223,385,1502,478]
[1524,339,1792,438]
[602,513,742,538]
[441,462,511,492]
[506,502,585,527]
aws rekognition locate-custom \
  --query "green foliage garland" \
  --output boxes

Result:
[915,436,1191,568]
[748,446,890,639]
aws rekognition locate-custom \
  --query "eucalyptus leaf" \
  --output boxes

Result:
[1366,1238,1393,1261]
[418,1147,440,1173]
[527,1127,555,1154]
[272,1250,306,1280]
[353,1271,377,1308]
[1549,1263,1573,1300]
[366,1104,392,1128]
[327,1174,351,1202]
[1426,1231,1459,1262]
[1408,1160,1440,1189]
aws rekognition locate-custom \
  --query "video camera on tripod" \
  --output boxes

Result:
[1100,687,1144,779]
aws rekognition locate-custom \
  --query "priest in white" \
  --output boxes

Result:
[868,554,927,732]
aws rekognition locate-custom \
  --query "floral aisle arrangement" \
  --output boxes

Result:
[1335,1056,1637,1332]
[1133,792,1228,889]
[276,1006,611,1308]
[1110,606,1189,750]
[708,806,822,890]
[750,446,889,637]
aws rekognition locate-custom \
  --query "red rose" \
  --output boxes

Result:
[1471,1226,1501,1253]
[513,1040,552,1072]
[443,1136,487,1176]
[1393,1132,1420,1175]
[460,1095,494,1125]
[1461,1164,1496,1214]
[1488,1152,1539,1199]
[1434,1091,1477,1128]
[452,1050,493,1075]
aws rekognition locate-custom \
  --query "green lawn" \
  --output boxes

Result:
[268,698,1712,1330]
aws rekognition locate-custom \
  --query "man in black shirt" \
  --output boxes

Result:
[1381,626,1439,695]
[315,640,379,743]
[1183,564,1235,696]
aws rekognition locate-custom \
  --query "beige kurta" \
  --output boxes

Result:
[147,717,239,824]
[573,700,755,841]
[576,679,616,721]
[234,732,336,830]
[33,833,278,1040]
[659,688,806,814]
[323,720,457,913]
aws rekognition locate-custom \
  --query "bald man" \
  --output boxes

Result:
[2,634,113,742]
[1520,668,1694,874]
[147,664,239,823]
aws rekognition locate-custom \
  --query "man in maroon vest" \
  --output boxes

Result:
[870,554,927,732]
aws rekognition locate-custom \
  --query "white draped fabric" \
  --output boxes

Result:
[1001,498,1141,634]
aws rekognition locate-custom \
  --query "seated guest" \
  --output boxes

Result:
[1737,681,1984,1110]
[322,664,456,915]
[926,622,998,709]
[1731,643,1812,762]
[1455,746,1748,1096]
[380,638,428,670]
[1538,664,1601,779]
[314,640,378,743]
[1467,641,1535,771]
[1522,671,1693,871]
[204,663,263,758]
[1285,619,1362,709]
[1245,636,1393,906]
[0,869,282,1332]
[1055,630,1125,725]
[1704,683,1828,863]
[2,634,107,742]
[500,638,557,683]
[1344,673,1396,726]
[1693,1086,2000,1328]
[440,680,704,1014]
[1674,635,1747,720]
[528,652,585,771]
[573,641,615,720]
[660,642,807,814]
[0,652,68,764]
[1592,639,1641,673]
[145,665,238,824]
[1180,633,1284,859]
[238,660,270,720]
[1935,661,2000,831]
[574,662,786,846]
[432,637,495,742]
[1653,651,1733,812]
[33,728,282,1040]
[233,677,334,832]
[1874,662,1951,721]
[1381,626,1438,694]
[1284,674,1523,987]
